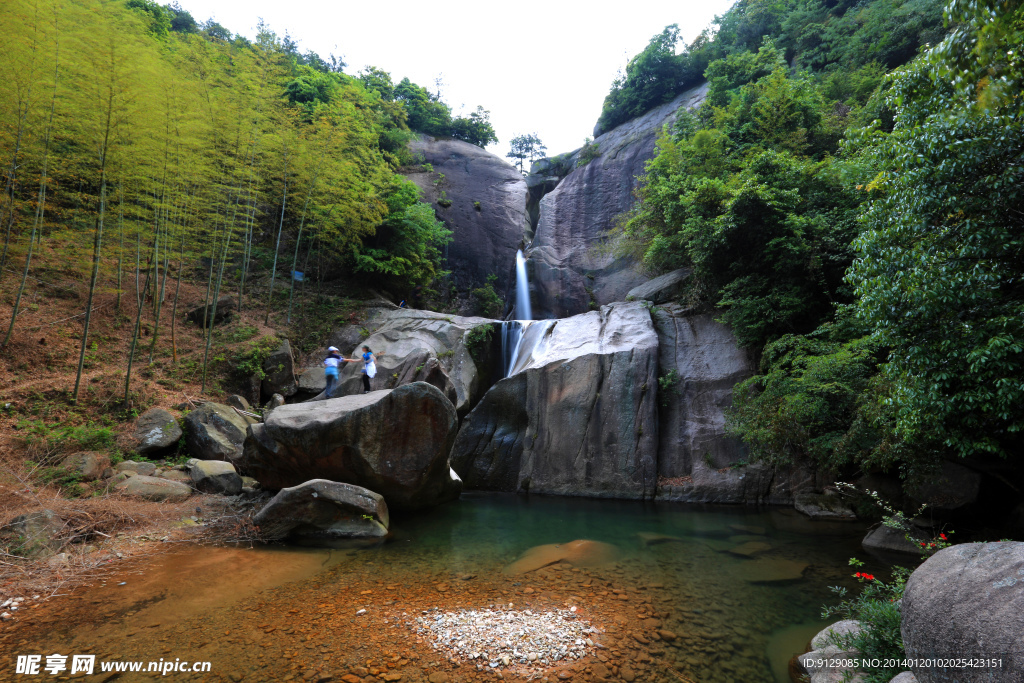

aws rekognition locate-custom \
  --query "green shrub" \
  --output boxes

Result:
[470,274,503,318]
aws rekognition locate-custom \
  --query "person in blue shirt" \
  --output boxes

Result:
[323,346,342,397]
[343,345,379,393]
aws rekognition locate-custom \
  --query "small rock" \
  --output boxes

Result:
[355,609,366,616]
[657,629,677,642]
[619,665,636,682]
[115,460,158,477]
[427,674,449,683]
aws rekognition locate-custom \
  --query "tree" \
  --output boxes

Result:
[848,0,1024,460]
[450,106,498,148]
[506,133,546,174]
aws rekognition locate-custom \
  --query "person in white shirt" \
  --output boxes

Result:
[323,346,342,397]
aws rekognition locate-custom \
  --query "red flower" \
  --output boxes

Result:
[940,533,947,540]
[920,542,927,547]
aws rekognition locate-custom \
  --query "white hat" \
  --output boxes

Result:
[327,346,339,352]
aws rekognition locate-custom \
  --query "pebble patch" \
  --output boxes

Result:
[413,607,596,670]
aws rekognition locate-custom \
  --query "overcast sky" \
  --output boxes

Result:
[173,0,737,158]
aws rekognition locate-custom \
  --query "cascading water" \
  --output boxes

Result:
[514,249,532,321]
[501,250,532,377]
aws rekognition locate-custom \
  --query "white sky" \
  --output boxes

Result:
[174,0,737,158]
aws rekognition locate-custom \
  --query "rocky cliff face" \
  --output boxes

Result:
[451,301,660,499]
[653,305,754,476]
[526,83,709,319]
[404,136,529,299]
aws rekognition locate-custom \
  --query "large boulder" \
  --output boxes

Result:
[862,525,927,555]
[253,479,389,541]
[261,339,298,398]
[114,475,191,502]
[527,83,709,319]
[403,136,529,300]
[451,301,659,499]
[902,542,1024,681]
[318,308,500,416]
[296,366,326,395]
[795,492,858,521]
[60,451,110,482]
[186,295,235,327]
[188,459,242,495]
[183,402,252,462]
[5,510,63,559]
[132,407,182,456]
[241,382,461,510]
[626,268,690,304]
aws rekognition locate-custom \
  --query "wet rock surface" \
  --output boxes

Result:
[242,382,461,510]
[451,302,659,499]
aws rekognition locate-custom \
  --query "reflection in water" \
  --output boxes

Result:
[6,494,870,683]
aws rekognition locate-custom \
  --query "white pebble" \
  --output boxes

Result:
[356,609,366,616]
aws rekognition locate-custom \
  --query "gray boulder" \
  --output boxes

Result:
[60,451,110,482]
[528,83,709,318]
[184,402,251,462]
[114,475,191,502]
[626,268,690,304]
[157,469,190,484]
[261,339,298,398]
[451,301,659,499]
[132,407,182,455]
[902,542,1024,681]
[224,395,252,412]
[795,492,858,521]
[296,366,326,394]
[862,525,927,555]
[653,306,755,477]
[263,393,285,412]
[186,295,235,327]
[241,382,461,510]
[891,673,919,683]
[404,136,529,300]
[188,459,242,495]
[115,460,157,477]
[6,510,63,559]
[318,308,499,416]
[908,461,981,510]
[253,479,389,541]
[812,620,864,649]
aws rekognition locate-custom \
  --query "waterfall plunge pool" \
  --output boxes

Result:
[5,494,875,683]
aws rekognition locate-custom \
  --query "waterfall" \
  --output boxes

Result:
[514,249,531,321]
[501,249,532,377]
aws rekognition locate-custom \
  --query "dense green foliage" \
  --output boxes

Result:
[617,0,1024,482]
[595,0,945,135]
[849,0,1024,462]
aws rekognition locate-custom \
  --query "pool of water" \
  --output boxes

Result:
[2,493,872,683]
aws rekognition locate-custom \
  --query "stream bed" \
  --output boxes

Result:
[1,494,873,683]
